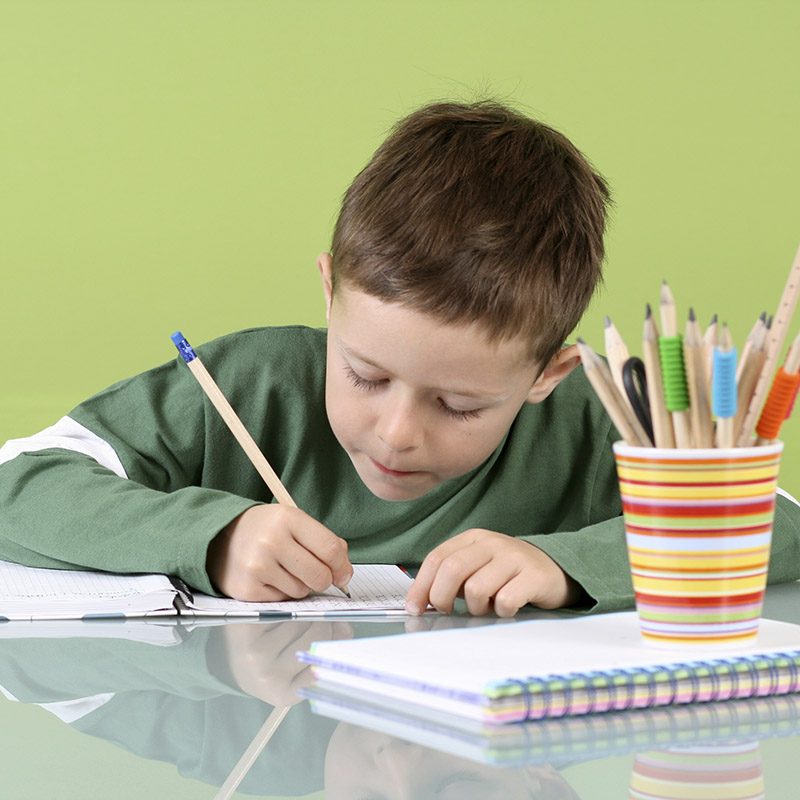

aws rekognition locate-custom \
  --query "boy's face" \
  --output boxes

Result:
[318,255,578,502]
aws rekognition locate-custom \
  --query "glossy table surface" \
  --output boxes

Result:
[2,583,800,800]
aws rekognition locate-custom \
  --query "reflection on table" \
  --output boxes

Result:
[0,584,797,798]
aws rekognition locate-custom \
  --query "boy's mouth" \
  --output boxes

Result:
[369,457,419,478]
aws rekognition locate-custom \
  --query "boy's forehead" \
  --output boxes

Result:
[330,287,537,392]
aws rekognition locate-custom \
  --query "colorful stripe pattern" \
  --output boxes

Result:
[483,652,800,722]
[629,743,765,800]
[613,443,783,647]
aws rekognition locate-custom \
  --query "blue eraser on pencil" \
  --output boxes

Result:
[170,331,197,364]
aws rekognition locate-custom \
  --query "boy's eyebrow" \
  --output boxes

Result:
[337,341,512,402]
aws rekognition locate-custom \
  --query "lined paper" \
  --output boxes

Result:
[183,564,415,617]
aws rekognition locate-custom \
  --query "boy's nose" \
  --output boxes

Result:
[375,395,423,452]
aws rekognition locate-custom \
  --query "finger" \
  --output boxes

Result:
[250,562,313,601]
[286,511,353,587]
[405,534,476,614]
[427,545,493,615]
[225,572,302,602]
[462,558,522,616]
[493,573,536,618]
[277,538,336,594]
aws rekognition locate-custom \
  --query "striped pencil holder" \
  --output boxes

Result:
[613,442,783,648]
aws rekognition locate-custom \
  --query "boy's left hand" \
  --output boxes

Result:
[405,529,581,618]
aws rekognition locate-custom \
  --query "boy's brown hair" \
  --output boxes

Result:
[330,100,611,367]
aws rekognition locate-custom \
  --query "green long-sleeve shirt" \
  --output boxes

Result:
[1,326,799,611]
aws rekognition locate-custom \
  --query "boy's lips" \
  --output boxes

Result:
[369,457,420,477]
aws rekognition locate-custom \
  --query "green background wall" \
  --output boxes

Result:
[3,0,799,501]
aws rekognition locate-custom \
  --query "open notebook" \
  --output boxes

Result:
[298,611,800,725]
[0,559,415,620]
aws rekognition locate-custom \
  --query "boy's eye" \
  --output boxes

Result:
[344,365,384,391]
[438,399,482,421]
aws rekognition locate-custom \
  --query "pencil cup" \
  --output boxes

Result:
[613,441,783,648]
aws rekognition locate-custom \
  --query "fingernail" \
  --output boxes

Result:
[405,601,421,616]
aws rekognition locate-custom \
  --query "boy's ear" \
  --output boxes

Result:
[525,344,581,404]
[316,252,334,321]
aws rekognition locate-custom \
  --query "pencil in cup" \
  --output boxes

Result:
[755,332,800,445]
[170,332,351,598]
[659,281,693,448]
[712,324,738,449]
[642,304,675,448]
[684,309,714,449]
[577,339,651,447]
[737,242,800,446]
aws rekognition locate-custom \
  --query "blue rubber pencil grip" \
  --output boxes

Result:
[712,347,738,418]
[171,331,197,364]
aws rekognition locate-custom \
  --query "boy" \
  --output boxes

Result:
[1,101,799,616]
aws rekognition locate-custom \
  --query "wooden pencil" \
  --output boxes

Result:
[755,332,800,445]
[578,340,651,447]
[714,324,737,449]
[733,318,768,442]
[737,312,767,383]
[643,304,675,448]
[685,308,714,448]
[703,313,718,392]
[604,316,633,413]
[171,332,351,597]
[737,243,800,446]
[659,281,693,448]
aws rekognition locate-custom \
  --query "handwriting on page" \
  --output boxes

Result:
[0,560,171,600]
[188,564,413,615]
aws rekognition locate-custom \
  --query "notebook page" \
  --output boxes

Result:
[0,559,178,619]
[0,559,174,601]
[302,612,800,694]
[184,564,414,616]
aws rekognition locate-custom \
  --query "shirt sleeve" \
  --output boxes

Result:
[0,354,262,595]
[520,421,633,613]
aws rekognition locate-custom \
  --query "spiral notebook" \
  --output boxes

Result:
[298,611,800,725]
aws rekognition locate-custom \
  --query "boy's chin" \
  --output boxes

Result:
[360,475,435,502]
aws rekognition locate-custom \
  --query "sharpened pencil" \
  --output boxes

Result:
[659,281,693,447]
[755,332,800,445]
[578,339,651,447]
[734,316,768,442]
[737,312,767,383]
[713,324,737,449]
[703,313,718,392]
[642,304,675,448]
[171,332,351,598]
[604,316,632,412]
[685,308,714,448]
[737,243,800,445]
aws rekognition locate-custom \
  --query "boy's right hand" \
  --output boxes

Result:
[206,505,353,602]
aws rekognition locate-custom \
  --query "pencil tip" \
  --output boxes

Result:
[576,336,586,345]
[767,315,774,329]
[688,307,696,321]
[645,303,652,318]
[759,311,767,322]
[603,315,611,328]
[709,313,718,326]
